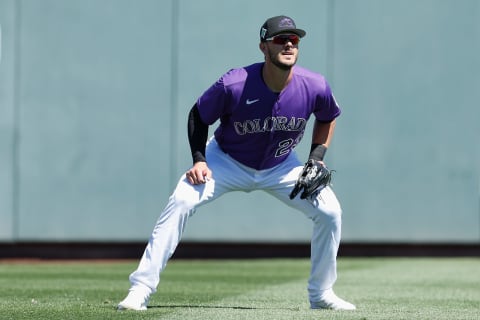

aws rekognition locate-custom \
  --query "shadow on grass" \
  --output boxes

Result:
[148,305,300,311]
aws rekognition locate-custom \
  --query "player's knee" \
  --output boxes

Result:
[171,192,197,212]
[312,205,342,227]
[155,194,195,226]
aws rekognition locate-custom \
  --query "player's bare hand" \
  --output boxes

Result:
[185,161,212,185]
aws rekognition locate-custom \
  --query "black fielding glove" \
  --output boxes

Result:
[289,160,334,200]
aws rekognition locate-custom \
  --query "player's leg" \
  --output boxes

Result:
[262,153,355,310]
[118,175,218,310]
[118,138,250,310]
[120,176,215,308]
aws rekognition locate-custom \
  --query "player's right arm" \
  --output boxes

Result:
[186,104,212,185]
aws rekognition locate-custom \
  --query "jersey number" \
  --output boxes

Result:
[275,134,304,158]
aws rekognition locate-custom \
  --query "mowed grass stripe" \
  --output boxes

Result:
[158,277,309,320]
[149,259,311,314]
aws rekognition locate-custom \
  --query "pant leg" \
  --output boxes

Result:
[262,153,342,302]
[128,139,252,292]
[128,177,214,292]
[305,187,342,302]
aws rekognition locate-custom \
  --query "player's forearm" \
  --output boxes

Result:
[309,119,336,161]
[311,119,336,147]
[187,104,209,164]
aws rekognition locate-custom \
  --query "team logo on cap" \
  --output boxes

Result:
[279,18,294,28]
[261,28,267,39]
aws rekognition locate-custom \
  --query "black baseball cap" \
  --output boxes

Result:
[260,15,306,41]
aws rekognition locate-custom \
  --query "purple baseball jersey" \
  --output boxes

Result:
[197,62,341,170]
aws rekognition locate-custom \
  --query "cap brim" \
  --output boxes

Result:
[271,28,306,38]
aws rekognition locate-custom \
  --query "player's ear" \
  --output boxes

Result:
[259,42,267,55]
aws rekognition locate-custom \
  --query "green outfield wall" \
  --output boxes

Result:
[0,0,478,243]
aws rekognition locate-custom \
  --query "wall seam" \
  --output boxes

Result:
[12,0,22,241]
[169,0,179,189]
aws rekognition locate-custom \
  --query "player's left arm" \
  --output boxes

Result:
[309,119,336,163]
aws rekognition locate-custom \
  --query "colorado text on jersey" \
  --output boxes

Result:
[233,116,307,135]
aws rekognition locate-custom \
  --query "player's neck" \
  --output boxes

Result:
[262,62,293,93]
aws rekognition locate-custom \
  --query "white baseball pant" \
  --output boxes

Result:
[128,138,342,303]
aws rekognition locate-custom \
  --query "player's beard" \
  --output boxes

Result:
[268,50,297,71]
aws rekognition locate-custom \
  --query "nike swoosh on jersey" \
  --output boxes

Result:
[246,98,260,105]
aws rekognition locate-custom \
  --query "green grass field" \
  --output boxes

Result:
[0,258,478,320]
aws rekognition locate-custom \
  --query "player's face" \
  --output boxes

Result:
[263,34,299,70]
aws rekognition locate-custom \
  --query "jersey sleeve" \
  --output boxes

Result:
[313,82,342,122]
[196,74,230,125]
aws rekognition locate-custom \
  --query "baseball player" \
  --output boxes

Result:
[118,15,355,311]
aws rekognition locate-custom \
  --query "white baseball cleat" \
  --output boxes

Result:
[117,285,151,311]
[310,289,356,310]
